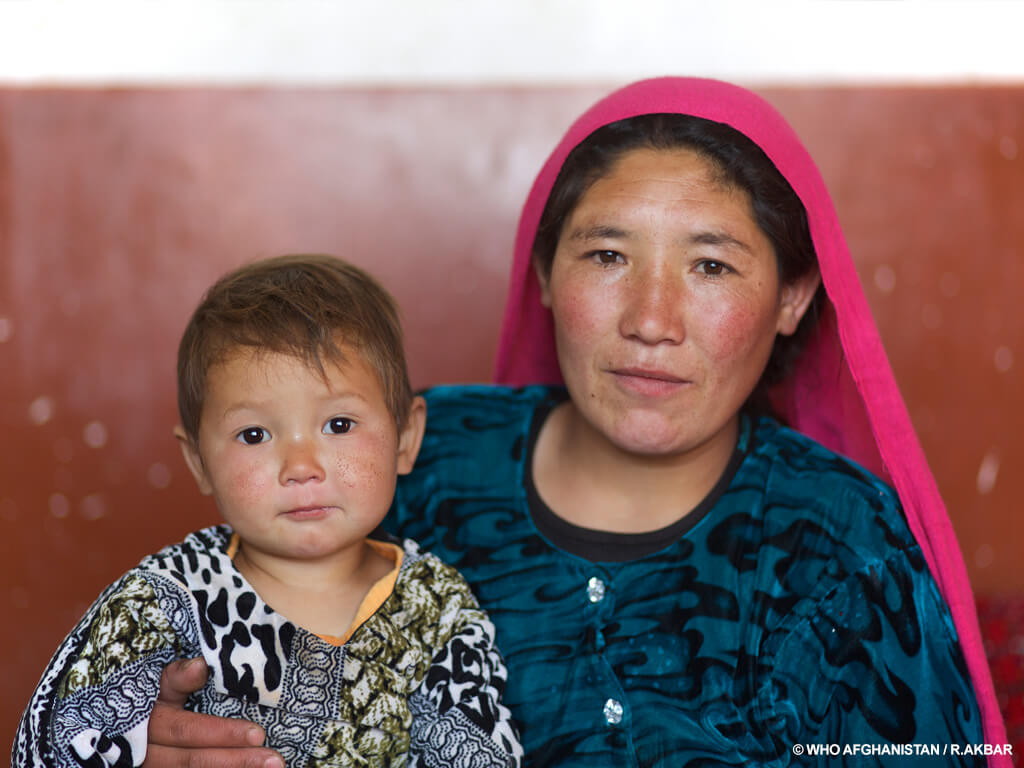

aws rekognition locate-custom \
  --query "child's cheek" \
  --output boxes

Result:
[224,457,273,505]
[330,433,397,507]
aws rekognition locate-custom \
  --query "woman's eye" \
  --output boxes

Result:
[236,428,269,445]
[323,417,353,435]
[589,250,623,266]
[697,260,730,276]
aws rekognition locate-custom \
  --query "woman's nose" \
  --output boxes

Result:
[279,438,326,485]
[619,263,686,345]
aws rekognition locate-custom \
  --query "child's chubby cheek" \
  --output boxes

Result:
[333,457,369,490]
[329,432,399,504]
[224,459,275,504]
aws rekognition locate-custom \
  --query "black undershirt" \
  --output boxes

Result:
[523,398,751,563]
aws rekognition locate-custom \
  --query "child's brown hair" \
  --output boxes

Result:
[177,254,412,444]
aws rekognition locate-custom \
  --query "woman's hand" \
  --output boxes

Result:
[143,657,284,768]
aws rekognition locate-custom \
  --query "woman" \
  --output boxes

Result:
[54,78,1009,766]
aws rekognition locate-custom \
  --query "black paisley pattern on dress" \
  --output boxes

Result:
[389,385,987,768]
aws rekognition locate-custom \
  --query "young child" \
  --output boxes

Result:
[15,255,523,768]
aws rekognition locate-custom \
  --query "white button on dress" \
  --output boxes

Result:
[603,698,623,725]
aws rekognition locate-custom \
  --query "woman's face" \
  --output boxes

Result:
[537,146,815,459]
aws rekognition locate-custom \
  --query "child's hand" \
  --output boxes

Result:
[143,657,284,768]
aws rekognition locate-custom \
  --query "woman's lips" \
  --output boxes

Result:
[610,367,690,396]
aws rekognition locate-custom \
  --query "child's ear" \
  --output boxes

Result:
[173,425,213,495]
[396,396,427,475]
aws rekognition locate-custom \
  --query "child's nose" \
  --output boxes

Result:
[279,439,325,485]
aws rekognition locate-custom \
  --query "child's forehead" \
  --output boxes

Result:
[197,347,392,431]
[207,342,376,392]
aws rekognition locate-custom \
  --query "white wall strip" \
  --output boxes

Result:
[1,0,1022,85]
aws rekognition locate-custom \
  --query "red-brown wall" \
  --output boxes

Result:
[2,85,1022,749]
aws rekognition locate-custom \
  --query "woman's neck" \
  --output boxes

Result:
[532,401,739,534]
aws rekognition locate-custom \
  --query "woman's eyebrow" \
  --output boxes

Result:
[688,230,753,253]
[566,224,629,242]
[566,224,755,254]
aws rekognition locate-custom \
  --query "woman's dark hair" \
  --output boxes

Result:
[533,113,824,414]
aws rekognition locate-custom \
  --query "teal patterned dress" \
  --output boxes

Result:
[387,385,984,767]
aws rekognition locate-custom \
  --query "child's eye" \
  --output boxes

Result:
[323,417,354,435]
[236,427,269,445]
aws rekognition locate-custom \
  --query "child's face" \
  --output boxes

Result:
[176,345,423,564]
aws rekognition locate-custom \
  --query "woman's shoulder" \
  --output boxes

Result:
[391,386,563,545]
[418,384,564,423]
[412,384,565,465]
[743,415,915,556]
[749,415,899,504]
[744,424,981,749]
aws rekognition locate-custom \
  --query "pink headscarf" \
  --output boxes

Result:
[494,77,1007,758]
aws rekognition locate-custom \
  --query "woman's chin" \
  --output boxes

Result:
[600,409,737,461]
[602,416,699,458]
[563,385,737,460]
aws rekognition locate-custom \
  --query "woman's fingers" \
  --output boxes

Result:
[144,657,283,767]
[157,657,211,704]
[144,744,284,768]
[149,699,267,749]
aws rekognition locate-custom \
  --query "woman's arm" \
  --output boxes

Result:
[769,552,988,766]
[143,658,283,768]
